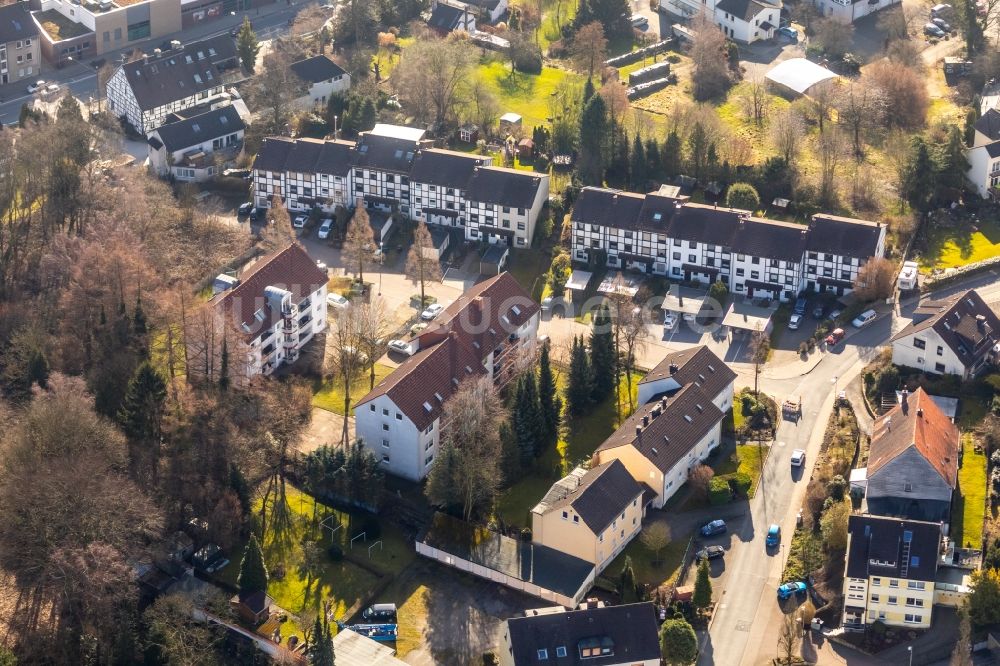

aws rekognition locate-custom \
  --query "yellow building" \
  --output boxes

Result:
[842,515,941,630]
[530,460,644,574]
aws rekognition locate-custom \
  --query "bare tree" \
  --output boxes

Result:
[814,19,854,58]
[776,613,800,665]
[342,206,375,283]
[568,22,608,80]
[836,82,887,157]
[808,80,837,133]
[143,592,226,665]
[327,307,364,445]
[690,15,732,101]
[769,106,806,164]
[356,297,391,391]
[640,521,671,565]
[852,257,896,302]
[468,79,501,136]
[688,464,715,501]
[817,127,847,208]
[250,50,302,132]
[863,60,929,130]
[405,222,443,307]
[738,76,770,127]
[392,35,476,126]
[876,4,920,41]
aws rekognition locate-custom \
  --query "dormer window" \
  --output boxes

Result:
[537,649,548,660]
[254,308,266,322]
[423,402,433,412]
[434,392,443,402]
[555,646,567,658]
[512,305,522,316]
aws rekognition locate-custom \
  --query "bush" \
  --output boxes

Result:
[667,53,681,63]
[725,182,761,212]
[708,477,732,505]
[731,471,752,497]
[327,544,343,561]
[827,474,847,501]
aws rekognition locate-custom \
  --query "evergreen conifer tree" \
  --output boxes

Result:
[590,304,616,402]
[237,534,268,597]
[566,336,594,415]
[537,343,560,446]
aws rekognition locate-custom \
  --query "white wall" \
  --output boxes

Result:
[891,328,966,377]
[355,394,438,481]
[966,145,999,199]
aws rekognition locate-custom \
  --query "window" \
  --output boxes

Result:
[908,581,925,590]
[914,338,926,350]
[382,424,389,431]
[381,439,389,448]
[573,515,579,523]
[906,598,924,607]
[905,613,923,624]
[382,454,390,463]
[425,454,434,466]
[673,252,681,260]
[555,647,567,658]
[872,578,881,586]
[888,596,897,605]
[396,413,402,420]
[937,345,944,356]
[562,511,568,520]
[736,268,745,276]
[889,580,899,588]
[751,271,760,279]
[688,254,696,262]
[382,408,389,416]
[935,362,946,373]
[871,594,879,603]
[904,482,912,492]
[369,404,376,412]
[689,241,696,248]
[537,649,548,660]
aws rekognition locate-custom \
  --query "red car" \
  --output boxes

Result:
[825,328,845,346]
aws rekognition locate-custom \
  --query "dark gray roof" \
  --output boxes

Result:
[597,383,724,474]
[985,141,1000,159]
[122,35,238,111]
[410,149,488,188]
[428,2,471,30]
[354,133,419,173]
[715,0,774,21]
[467,166,543,208]
[0,3,37,44]
[506,603,661,665]
[535,460,643,533]
[846,515,941,581]
[890,289,1000,369]
[421,513,594,600]
[666,203,748,247]
[289,54,347,84]
[975,108,1000,142]
[806,214,883,258]
[735,218,809,263]
[639,345,736,403]
[153,105,244,153]
[253,137,355,175]
[573,187,649,229]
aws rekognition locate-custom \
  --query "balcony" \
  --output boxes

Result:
[283,336,298,350]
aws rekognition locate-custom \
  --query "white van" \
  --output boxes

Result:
[898,261,919,291]
[851,309,877,329]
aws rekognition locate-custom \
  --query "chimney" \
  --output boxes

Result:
[669,363,679,375]
[901,389,908,415]
[977,314,987,331]
[635,425,642,436]
[642,415,649,427]
[661,396,668,410]
[917,408,923,418]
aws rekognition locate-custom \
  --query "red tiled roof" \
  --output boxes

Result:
[869,387,959,488]
[210,243,328,341]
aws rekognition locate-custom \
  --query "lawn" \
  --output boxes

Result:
[312,363,394,415]
[496,369,643,526]
[506,246,551,302]
[918,218,1000,270]
[952,435,987,549]
[220,483,415,634]
[475,59,579,129]
[606,530,688,588]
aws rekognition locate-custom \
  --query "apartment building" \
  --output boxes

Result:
[106,34,238,134]
[530,460,644,574]
[252,124,550,248]
[147,102,247,181]
[188,243,328,387]
[355,272,539,481]
[594,346,736,508]
[0,3,39,85]
[289,54,350,109]
[842,515,941,630]
[570,186,886,302]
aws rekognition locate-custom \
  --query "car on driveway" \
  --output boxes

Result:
[788,314,802,330]
[317,218,333,239]
[44,83,60,95]
[777,26,799,40]
[825,328,845,346]
[932,16,951,30]
[700,519,727,537]
[388,339,415,356]
[924,22,946,37]
[777,581,807,600]
[696,545,725,561]
[630,13,649,26]
[293,215,308,229]
[766,524,781,547]
[851,309,877,328]
[421,303,445,320]
[663,312,678,331]
[793,297,807,316]
[791,449,806,467]
[237,202,253,217]
[26,80,45,94]
[828,307,843,320]
[327,293,350,309]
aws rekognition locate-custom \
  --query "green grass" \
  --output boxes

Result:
[506,246,551,301]
[606,531,687,588]
[952,435,987,549]
[312,364,394,415]
[496,369,643,526]
[733,444,767,496]
[475,59,579,129]
[918,218,1000,270]
[219,483,416,628]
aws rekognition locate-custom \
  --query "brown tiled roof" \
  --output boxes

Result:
[532,460,643,533]
[597,383,723,474]
[891,289,1000,367]
[639,345,736,402]
[869,388,959,488]
[357,272,537,428]
[209,244,327,341]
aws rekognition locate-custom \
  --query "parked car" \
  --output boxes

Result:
[777,26,799,40]
[812,304,825,319]
[318,218,333,239]
[777,581,807,600]
[682,312,697,322]
[327,293,350,309]
[26,80,45,94]
[361,603,397,623]
[825,328,846,346]
[700,519,727,537]
[828,307,843,320]
[341,346,368,365]
[924,22,946,37]
[851,309,877,328]
[932,17,951,30]
[630,13,649,26]
[664,312,678,331]
[791,449,806,467]
[788,314,802,330]
[421,303,445,320]
[387,339,415,356]
[766,524,781,547]
[410,322,429,335]
[793,297,807,315]
[249,207,263,222]
[293,215,308,229]
[541,297,553,311]
[696,545,725,561]
[237,202,253,217]
[898,261,919,291]
[930,2,953,17]
[44,83,60,95]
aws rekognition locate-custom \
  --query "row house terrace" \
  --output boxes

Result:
[571,187,885,302]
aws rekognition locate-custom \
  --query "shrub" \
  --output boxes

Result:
[991,449,1000,468]
[731,471,752,497]
[827,474,848,501]
[708,477,732,505]
[726,182,761,212]
[667,53,682,63]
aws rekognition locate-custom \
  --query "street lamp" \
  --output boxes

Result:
[333,115,338,139]
[908,646,913,666]
[378,242,383,296]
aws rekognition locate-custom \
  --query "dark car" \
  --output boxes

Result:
[237,202,253,217]
[700,519,727,537]
[249,206,263,222]
[361,603,397,623]
[793,297,807,315]
[812,303,825,319]
[695,545,725,561]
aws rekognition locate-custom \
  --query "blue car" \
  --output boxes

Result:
[777,581,807,600]
[777,26,799,41]
[766,524,781,547]
[700,520,727,537]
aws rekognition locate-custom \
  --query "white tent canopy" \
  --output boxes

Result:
[765,58,839,95]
